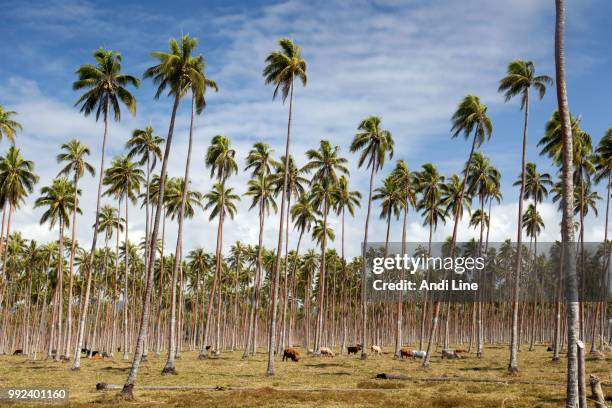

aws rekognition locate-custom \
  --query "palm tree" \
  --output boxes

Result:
[72,47,139,370]
[331,175,361,353]
[103,156,144,361]
[499,59,551,373]
[243,141,277,358]
[415,163,446,350]
[554,1,582,404]
[200,135,236,359]
[272,155,308,353]
[263,37,307,375]
[122,35,207,395]
[203,183,239,354]
[56,139,94,359]
[303,140,348,353]
[350,115,394,359]
[34,177,80,361]
[126,126,163,272]
[0,146,38,307]
[0,106,22,143]
[422,95,492,368]
[162,54,216,374]
[389,160,415,357]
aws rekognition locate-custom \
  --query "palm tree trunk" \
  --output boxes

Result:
[123,193,130,361]
[267,77,294,375]
[121,92,181,397]
[555,1,581,405]
[73,101,109,370]
[361,158,377,360]
[279,193,292,354]
[64,174,80,359]
[54,219,65,361]
[394,196,408,358]
[163,94,196,374]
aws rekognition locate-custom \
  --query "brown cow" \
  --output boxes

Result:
[282,348,300,362]
[347,344,362,355]
[400,347,412,359]
[455,348,468,353]
[441,349,459,359]
[13,349,23,355]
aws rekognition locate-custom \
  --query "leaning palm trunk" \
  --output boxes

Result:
[123,193,130,361]
[555,1,582,406]
[163,95,196,374]
[73,101,109,370]
[267,78,294,375]
[121,92,181,397]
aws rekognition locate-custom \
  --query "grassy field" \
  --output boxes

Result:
[0,346,610,407]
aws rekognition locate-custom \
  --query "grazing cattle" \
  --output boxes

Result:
[81,348,90,355]
[89,351,99,357]
[282,348,300,362]
[347,345,362,355]
[13,349,23,355]
[371,345,382,355]
[101,352,111,358]
[91,354,103,360]
[411,350,427,359]
[320,347,335,357]
[206,345,212,351]
[547,346,554,352]
[441,349,460,359]
[455,348,468,354]
[400,347,412,359]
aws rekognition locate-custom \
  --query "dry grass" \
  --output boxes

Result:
[0,345,610,407]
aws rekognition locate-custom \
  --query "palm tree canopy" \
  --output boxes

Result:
[34,177,81,229]
[98,204,124,241]
[126,126,164,169]
[390,159,417,209]
[415,163,446,229]
[538,110,592,167]
[513,162,553,203]
[0,106,22,143]
[350,116,394,171]
[203,182,240,221]
[594,127,612,183]
[498,60,552,109]
[451,95,492,148]
[441,174,472,221]
[73,48,140,121]
[245,174,277,215]
[57,139,95,180]
[263,38,307,102]
[291,192,319,233]
[522,203,544,239]
[303,140,349,188]
[467,152,500,199]
[144,35,218,112]
[331,175,361,216]
[312,219,335,246]
[103,155,145,204]
[205,135,238,181]
[245,142,277,177]
[164,177,203,220]
[272,155,308,198]
[373,175,402,220]
[0,146,39,208]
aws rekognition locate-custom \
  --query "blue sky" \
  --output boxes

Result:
[1,0,611,257]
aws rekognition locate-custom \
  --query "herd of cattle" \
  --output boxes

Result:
[282,345,469,362]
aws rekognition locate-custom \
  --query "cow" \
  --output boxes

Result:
[81,348,90,355]
[455,348,468,353]
[441,349,459,359]
[547,346,554,352]
[371,345,382,355]
[206,345,212,351]
[101,352,111,358]
[347,344,362,355]
[320,347,335,357]
[411,350,427,359]
[88,350,99,357]
[282,348,300,362]
[91,354,103,360]
[13,349,23,355]
[400,347,412,359]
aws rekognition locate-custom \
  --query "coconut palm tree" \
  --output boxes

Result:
[203,183,239,355]
[422,95,492,368]
[389,160,415,357]
[126,126,163,271]
[0,106,21,144]
[499,58,552,374]
[243,149,277,358]
[350,115,394,359]
[162,56,216,374]
[200,135,236,359]
[122,35,208,395]
[303,140,349,353]
[262,37,307,375]
[56,139,95,359]
[271,155,308,353]
[72,47,139,370]
[331,175,361,353]
[103,156,144,360]
[34,177,80,361]
[0,146,38,306]
[415,163,446,350]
